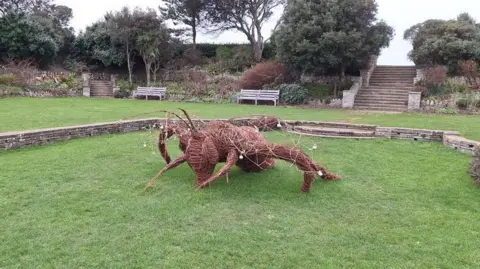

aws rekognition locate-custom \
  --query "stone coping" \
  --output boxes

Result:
[0,118,477,155]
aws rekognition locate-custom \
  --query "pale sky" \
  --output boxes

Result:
[56,0,480,65]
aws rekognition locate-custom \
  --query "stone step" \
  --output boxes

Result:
[373,68,416,71]
[354,104,407,111]
[364,87,412,91]
[369,77,414,82]
[355,100,407,106]
[357,90,408,96]
[90,80,112,82]
[90,91,113,94]
[371,72,416,76]
[90,83,113,88]
[90,82,112,85]
[90,87,112,90]
[375,66,416,70]
[90,93,113,96]
[369,82,413,87]
[90,90,113,94]
[355,96,408,102]
[361,88,410,92]
[285,121,376,131]
[90,88,113,92]
[290,126,376,139]
[91,92,113,95]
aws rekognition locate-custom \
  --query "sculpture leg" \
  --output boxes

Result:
[145,155,187,188]
[197,150,238,189]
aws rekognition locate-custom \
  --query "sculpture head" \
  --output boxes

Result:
[175,109,220,184]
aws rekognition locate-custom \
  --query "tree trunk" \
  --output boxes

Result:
[145,61,151,87]
[126,44,133,84]
[337,65,346,98]
[192,22,197,50]
[153,66,157,83]
[252,41,263,62]
[254,20,264,61]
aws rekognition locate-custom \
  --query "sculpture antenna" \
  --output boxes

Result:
[178,108,198,132]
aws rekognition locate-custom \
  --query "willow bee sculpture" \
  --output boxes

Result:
[146,109,340,192]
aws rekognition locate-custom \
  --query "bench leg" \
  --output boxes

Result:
[255,99,258,105]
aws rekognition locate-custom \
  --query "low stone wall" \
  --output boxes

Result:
[1,88,81,98]
[1,118,161,150]
[443,135,480,154]
[374,127,458,142]
[1,118,478,155]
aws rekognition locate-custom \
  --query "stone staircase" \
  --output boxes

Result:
[354,66,416,111]
[89,80,113,98]
[286,122,377,139]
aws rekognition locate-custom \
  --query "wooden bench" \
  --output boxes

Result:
[132,87,167,100]
[236,89,280,106]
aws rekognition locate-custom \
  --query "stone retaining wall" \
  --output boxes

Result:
[1,118,478,155]
[1,118,161,150]
[374,127,458,142]
[1,88,81,98]
[443,135,480,154]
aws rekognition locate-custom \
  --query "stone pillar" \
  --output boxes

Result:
[360,70,368,87]
[414,67,425,85]
[110,74,119,97]
[342,77,361,109]
[82,73,90,97]
[408,92,421,110]
[110,74,116,87]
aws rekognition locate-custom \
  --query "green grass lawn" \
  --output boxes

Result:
[1,97,479,140]
[1,132,479,268]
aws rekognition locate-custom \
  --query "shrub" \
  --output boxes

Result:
[0,73,16,85]
[423,66,448,96]
[445,80,468,93]
[437,108,457,115]
[182,48,202,66]
[37,82,59,88]
[231,46,254,72]
[471,147,480,185]
[1,58,36,85]
[209,76,240,98]
[0,84,24,97]
[216,46,234,61]
[458,60,479,89]
[456,92,480,110]
[274,83,308,105]
[240,61,286,89]
[116,79,136,91]
[336,78,354,95]
[303,83,331,99]
[114,88,131,99]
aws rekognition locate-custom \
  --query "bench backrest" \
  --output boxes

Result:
[259,90,280,96]
[240,89,261,95]
[136,87,166,94]
[240,89,279,98]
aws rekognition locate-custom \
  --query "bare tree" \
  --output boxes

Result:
[205,0,284,61]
